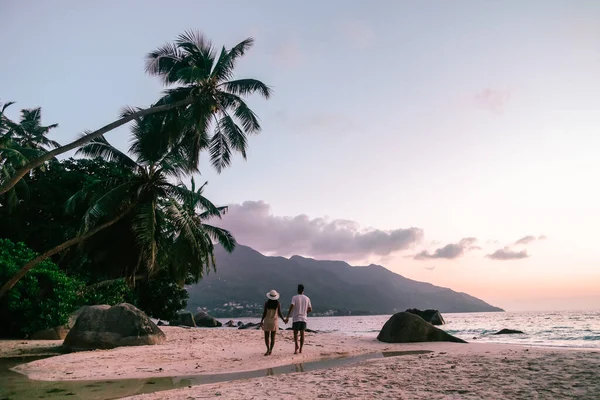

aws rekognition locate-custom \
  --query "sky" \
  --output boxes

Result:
[2,1,599,311]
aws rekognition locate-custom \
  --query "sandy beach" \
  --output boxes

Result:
[3,326,599,399]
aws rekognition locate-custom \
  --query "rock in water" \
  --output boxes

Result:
[63,303,165,351]
[405,308,446,325]
[170,311,197,327]
[377,312,466,343]
[194,311,222,327]
[493,329,525,335]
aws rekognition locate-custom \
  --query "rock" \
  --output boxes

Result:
[237,321,243,327]
[493,329,525,335]
[224,320,238,327]
[63,303,166,351]
[238,322,261,330]
[30,325,70,340]
[157,321,166,326]
[377,312,466,343]
[405,308,446,325]
[170,311,196,327]
[193,311,222,328]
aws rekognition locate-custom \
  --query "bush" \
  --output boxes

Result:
[0,239,82,337]
[82,278,134,306]
[134,270,188,321]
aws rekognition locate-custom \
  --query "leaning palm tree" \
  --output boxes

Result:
[0,30,271,195]
[0,114,235,298]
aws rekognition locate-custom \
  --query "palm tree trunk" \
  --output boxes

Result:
[0,98,193,195]
[0,206,134,299]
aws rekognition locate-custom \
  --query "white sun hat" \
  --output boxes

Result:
[266,290,280,300]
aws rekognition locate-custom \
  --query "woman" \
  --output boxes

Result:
[260,289,286,355]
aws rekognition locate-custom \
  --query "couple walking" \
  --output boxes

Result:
[260,284,312,356]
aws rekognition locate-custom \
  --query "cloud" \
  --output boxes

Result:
[486,247,529,260]
[337,18,375,48]
[414,237,478,260]
[514,234,547,245]
[215,201,424,260]
[424,266,436,271]
[474,88,510,114]
[515,235,536,245]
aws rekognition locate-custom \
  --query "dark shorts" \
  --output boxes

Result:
[292,321,307,331]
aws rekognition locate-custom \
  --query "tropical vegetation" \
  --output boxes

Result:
[0,30,270,336]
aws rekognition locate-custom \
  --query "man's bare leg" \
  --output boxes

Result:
[293,330,299,354]
[299,330,305,353]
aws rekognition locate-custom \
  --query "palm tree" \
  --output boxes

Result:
[162,178,235,286]
[0,114,236,298]
[0,30,271,195]
[0,103,59,211]
[11,108,60,151]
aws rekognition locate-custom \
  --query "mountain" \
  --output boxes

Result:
[186,245,504,317]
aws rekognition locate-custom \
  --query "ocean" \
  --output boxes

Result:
[227,310,600,349]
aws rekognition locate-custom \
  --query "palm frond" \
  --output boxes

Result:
[219,79,272,99]
[76,135,137,169]
[202,224,236,252]
[145,42,185,85]
[212,38,255,83]
[80,180,137,230]
[218,115,247,158]
[208,123,232,173]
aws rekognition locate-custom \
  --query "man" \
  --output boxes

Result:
[285,284,312,354]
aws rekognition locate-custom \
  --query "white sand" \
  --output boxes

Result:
[6,327,600,399]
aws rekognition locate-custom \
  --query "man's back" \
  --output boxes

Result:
[291,294,311,323]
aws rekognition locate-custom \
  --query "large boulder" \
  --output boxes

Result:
[194,311,222,327]
[63,303,166,351]
[493,329,524,335]
[377,312,466,343]
[170,311,196,327]
[405,308,446,325]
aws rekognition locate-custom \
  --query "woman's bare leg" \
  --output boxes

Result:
[264,331,270,355]
[269,331,276,354]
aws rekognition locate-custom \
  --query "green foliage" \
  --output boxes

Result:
[82,279,134,306]
[133,270,188,321]
[0,239,81,337]
[0,158,133,254]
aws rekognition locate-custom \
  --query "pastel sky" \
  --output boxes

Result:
[2,1,599,311]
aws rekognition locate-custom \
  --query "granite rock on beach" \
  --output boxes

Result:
[377,312,466,343]
[62,303,165,351]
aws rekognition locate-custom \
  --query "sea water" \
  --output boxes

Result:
[228,310,600,349]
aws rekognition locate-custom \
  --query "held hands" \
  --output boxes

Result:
[283,317,289,324]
